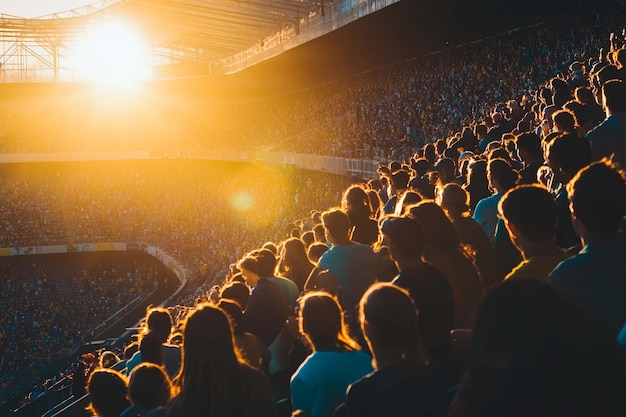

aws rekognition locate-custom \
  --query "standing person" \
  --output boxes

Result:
[549,160,626,339]
[291,292,373,417]
[408,202,484,329]
[126,308,181,379]
[586,79,626,167]
[342,185,379,246]
[306,209,380,338]
[279,237,316,292]
[164,304,274,417]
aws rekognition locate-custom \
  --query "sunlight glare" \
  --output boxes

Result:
[76,20,151,88]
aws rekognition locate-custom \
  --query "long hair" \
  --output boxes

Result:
[173,304,244,417]
[298,292,360,352]
[280,237,314,291]
[128,363,174,413]
[342,185,374,223]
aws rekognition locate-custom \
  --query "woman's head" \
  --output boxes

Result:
[128,363,173,413]
[281,237,310,269]
[87,369,130,417]
[178,304,240,388]
[342,185,373,220]
[298,292,359,352]
[408,201,462,252]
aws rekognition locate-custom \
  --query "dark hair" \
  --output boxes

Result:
[499,185,557,241]
[380,216,425,259]
[456,279,626,416]
[217,298,245,335]
[546,133,591,175]
[515,132,543,160]
[145,308,173,344]
[602,79,626,114]
[174,304,245,417]
[552,109,576,133]
[87,369,130,417]
[128,363,173,412]
[488,158,519,192]
[255,249,277,277]
[280,237,314,291]
[307,242,329,263]
[322,209,350,240]
[139,331,163,366]
[220,281,251,310]
[298,292,360,352]
[567,160,626,237]
[408,201,463,252]
[360,283,422,370]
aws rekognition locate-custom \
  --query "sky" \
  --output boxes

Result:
[2,0,95,18]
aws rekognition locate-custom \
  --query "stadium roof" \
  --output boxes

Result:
[1,0,396,81]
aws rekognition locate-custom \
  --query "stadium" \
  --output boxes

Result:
[2,0,626,416]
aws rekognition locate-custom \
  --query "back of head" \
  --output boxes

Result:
[282,237,309,267]
[488,158,520,191]
[515,132,543,160]
[391,170,410,191]
[380,216,425,260]
[146,308,173,344]
[602,79,626,114]
[439,183,470,218]
[255,248,277,277]
[546,133,591,176]
[179,304,239,391]
[298,292,358,352]
[498,185,557,241]
[360,283,421,369]
[462,279,626,416]
[128,363,173,412]
[217,298,244,334]
[322,209,350,241]
[307,242,329,263]
[343,185,371,212]
[220,281,251,310]
[87,369,130,417]
[408,201,461,251]
[567,160,626,238]
[552,109,576,133]
[139,332,163,366]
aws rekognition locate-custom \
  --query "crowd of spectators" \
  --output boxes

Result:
[0,253,165,400]
[4,1,626,416]
[0,3,620,159]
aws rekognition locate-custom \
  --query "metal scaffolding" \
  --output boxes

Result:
[0,0,337,82]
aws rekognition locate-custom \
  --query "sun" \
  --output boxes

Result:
[75,20,151,88]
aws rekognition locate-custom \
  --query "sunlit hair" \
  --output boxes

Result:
[342,185,373,218]
[298,292,360,352]
[394,190,423,216]
[438,183,471,218]
[280,237,314,290]
[144,307,173,344]
[128,363,174,413]
[174,303,245,417]
[359,283,423,371]
[567,159,626,237]
[87,369,130,417]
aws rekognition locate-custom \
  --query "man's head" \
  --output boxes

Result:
[255,248,277,277]
[602,79,626,116]
[322,209,351,243]
[546,133,591,184]
[499,185,558,253]
[567,160,626,240]
[515,132,543,163]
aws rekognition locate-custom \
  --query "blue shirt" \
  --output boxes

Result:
[549,236,626,338]
[291,350,373,417]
